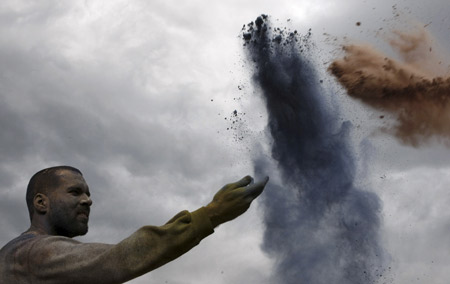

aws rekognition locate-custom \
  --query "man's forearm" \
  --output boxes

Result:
[109,207,214,282]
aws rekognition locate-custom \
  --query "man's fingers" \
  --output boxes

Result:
[242,176,269,199]
[216,176,253,197]
[229,175,253,189]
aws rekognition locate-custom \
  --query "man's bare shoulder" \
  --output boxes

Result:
[0,232,41,260]
[1,232,80,255]
[0,233,110,284]
[0,233,43,283]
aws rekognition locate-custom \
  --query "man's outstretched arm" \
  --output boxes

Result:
[25,176,269,284]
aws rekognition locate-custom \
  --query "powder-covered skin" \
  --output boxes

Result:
[0,208,214,284]
[243,15,385,284]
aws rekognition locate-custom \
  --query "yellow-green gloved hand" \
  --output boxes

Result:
[205,176,269,228]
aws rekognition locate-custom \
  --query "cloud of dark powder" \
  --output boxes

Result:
[329,27,450,147]
[242,15,385,284]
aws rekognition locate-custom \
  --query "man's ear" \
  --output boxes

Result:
[33,193,49,214]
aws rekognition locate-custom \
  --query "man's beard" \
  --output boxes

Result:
[49,206,89,238]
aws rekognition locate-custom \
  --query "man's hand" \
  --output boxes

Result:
[205,176,269,228]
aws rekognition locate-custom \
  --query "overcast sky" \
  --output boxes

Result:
[1,1,450,283]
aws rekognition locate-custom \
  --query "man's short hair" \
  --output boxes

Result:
[26,166,83,221]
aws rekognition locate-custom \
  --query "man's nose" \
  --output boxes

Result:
[80,194,93,206]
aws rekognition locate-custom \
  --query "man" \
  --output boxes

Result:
[0,166,268,284]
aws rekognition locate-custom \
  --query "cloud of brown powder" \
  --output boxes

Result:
[329,27,450,147]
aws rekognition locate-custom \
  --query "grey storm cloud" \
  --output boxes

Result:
[0,0,230,238]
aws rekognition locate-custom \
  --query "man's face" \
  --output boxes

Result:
[47,169,92,238]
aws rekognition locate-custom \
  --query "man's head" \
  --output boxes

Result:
[26,166,92,237]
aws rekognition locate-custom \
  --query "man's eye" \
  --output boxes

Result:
[70,190,80,196]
